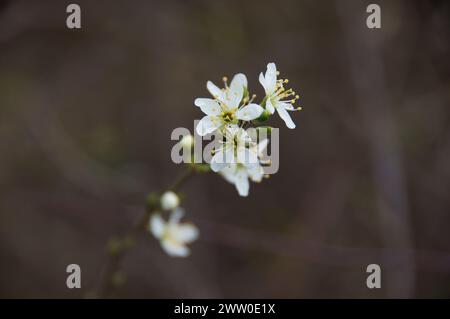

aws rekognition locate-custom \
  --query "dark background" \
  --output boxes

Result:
[0,0,449,298]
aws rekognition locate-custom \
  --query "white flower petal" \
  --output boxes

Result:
[237,146,258,166]
[265,98,275,114]
[248,164,264,182]
[220,164,237,184]
[194,98,221,116]
[224,145,236,164]
[173,224,199,243]
[278,101,294,111]
[161,240,189,257]
[169,208,184,224]
[224,124,240,138]
[231,73,248,89]
[227,74,245,109]
[257,139,269,155]
[276,105,296,129]
[234,167,250,197]
[150,214,165,239]
[236,146,247,164]
[211,149,229,172]
[236,128,252,144]
[235,103,264,121]
[259,72,266,91]
[264,63,277,94]
[196,115,221,136]
[234,127,252,147]
[207,81,225,101]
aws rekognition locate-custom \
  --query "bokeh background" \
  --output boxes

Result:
[1,0,449,298]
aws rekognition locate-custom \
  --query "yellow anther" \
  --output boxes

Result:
[222,76,229,88]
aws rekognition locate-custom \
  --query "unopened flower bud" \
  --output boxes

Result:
[180,134,194,149]
[160,191,180,211]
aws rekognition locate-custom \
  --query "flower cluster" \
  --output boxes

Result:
[195,62,301,196]
[149,63,301,258]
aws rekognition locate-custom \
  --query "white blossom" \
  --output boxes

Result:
[150,209,199,257]
[259,63,300,129]
[220,139,268,197]
[210,125,258,174]
[195,74,263,136]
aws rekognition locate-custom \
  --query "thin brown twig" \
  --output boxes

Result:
[94,166,196,298]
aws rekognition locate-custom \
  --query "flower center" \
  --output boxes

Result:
[221,110,236,124]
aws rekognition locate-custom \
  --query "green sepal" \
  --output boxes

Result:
[255,109,271,122]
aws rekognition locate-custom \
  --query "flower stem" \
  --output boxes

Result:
[93,166,196,298]
[169,165,195,192]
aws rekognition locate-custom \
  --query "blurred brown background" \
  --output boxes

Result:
[0,0,449,298]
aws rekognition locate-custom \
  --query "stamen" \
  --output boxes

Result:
[222,76,228,89]
[260,159,272,165]
[275,86,286,96]
[248,94,257,103]
[278,88,294,98]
